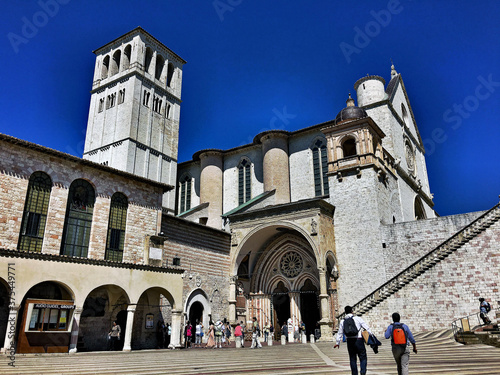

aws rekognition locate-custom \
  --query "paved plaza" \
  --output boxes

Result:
[1,331,500,375]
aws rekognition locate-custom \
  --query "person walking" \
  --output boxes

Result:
[234,322,243,347]
[225,321,232,346]
[479,297,492,324]
[165,323,171,348]
[240,321,246,347]
[108,321,121,351]
[334,306,373,375]
[206,321,215,349]
[263,321,270,342]
[250,317,262,348]
[214,320,223,348]
[384,312,417,375]
[281,323,288,341]
[184,321,192,349]
[195,320,204,348]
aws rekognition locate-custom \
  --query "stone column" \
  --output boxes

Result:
[171,309,183,348]
[199,150,223,228]
[228,276,237,323]
[2,304,19,354]
[319,269,330,323]
[260,131,290,204]
[122,305,136,351]
[69,307,83,353]
[289,292,301,324]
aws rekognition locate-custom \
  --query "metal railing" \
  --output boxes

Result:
[451,312,484,337]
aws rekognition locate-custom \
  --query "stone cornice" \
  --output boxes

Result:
[83,137,177,164]
[0,248,184,274]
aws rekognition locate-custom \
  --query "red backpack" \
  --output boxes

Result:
[392,323,407,345]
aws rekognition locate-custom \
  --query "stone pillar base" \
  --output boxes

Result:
[301,333,307,344]
[310,334,315,343]
[236,338,241,348]
[268,337,273,346]
[281,335,286,345]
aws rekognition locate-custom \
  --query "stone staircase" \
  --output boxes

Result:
[338,202,500,320]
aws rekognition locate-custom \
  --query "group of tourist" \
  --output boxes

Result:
[183,319,233,349]
[335,297,495,375]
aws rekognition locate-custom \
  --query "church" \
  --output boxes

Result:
[0,27,498,353]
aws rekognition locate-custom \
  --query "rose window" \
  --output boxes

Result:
[280,251,303,278]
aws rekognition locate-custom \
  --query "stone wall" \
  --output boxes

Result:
[381,211,485,279]
[361,217,500,334]
[161,215,231,321]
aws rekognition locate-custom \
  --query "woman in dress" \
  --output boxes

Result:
[205,321,216,348]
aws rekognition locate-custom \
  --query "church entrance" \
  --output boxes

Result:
[188,301,203,325]
[236,230,325,340]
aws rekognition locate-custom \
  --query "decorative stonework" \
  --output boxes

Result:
[280,251,303,278]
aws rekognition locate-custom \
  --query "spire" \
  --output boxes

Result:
[391,60,398,78]
[346,93,355,107]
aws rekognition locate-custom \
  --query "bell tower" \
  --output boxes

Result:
[83,27,186,213]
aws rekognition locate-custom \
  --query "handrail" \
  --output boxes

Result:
[451,312,483,337]
[337,202,500,322]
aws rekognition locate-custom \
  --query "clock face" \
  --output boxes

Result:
[405,142,415,173]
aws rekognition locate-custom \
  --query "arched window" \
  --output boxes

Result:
[144,47,154,75]
[238,159,251,205]
[122,44,131,70]
[414,196,426,220]
[155,54,165,81]
[167,63,175,87]
[312,139,329,197]
[110,50,121,76]
[61,179,95,257]
[18,172,52,252]
[342,137,357,158]
[105,193,128,262]
[101,55,110,80]
[401,104,409,126]
[179,174,192,213]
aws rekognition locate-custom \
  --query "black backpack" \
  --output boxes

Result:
[485,302,491,312]
[344,317,359,337]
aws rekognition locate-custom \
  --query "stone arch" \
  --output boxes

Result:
[122,44,131,70]
[79,284,130,351]
[414,195,427,220]
[155,54,165,81]
[251,234,318,293]
[341,136,358,158]
[101,55,110,79]
[232,221,320,276]
[144,47,154,75]
[185,289,211,326]
[110,49,121,76]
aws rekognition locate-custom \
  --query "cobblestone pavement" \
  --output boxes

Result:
[1,331,500,374]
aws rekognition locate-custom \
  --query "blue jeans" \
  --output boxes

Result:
[346,338,367,375]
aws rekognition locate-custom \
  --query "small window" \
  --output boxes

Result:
[342,138,357,158]
[166,104,171,119]
[401,104,409,126]
[238,159,251,205]
[312,139,329,197]
[98,98,104,112]
[179,175,192,213]
[143,90,150,107]
[118,89,125,104]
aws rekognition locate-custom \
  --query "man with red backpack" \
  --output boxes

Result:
[384,312,417,375]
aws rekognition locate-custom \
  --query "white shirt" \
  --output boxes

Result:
[336,314,373,345]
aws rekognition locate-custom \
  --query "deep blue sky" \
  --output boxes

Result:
[1,1,499,216]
